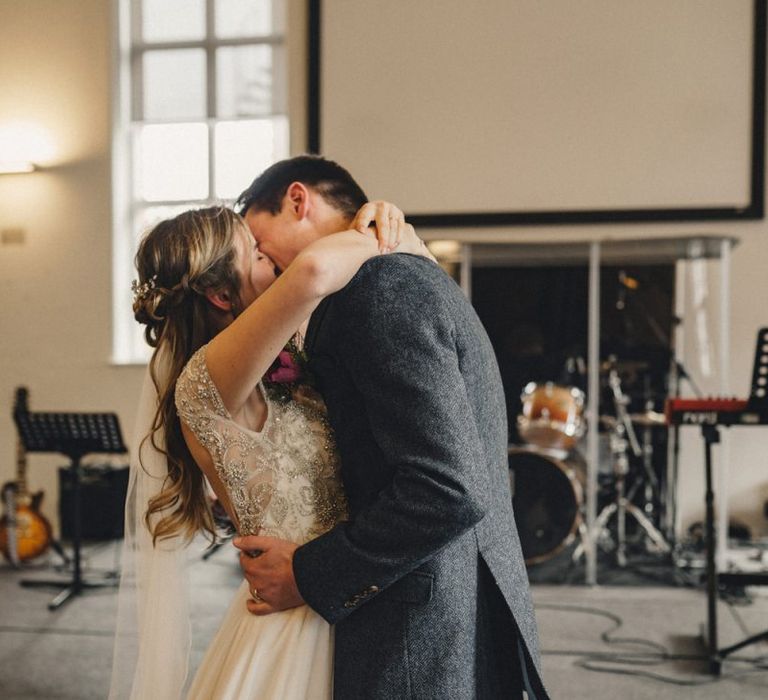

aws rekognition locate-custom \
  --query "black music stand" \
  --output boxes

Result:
[699,327,768,674]
[13,408,127,610]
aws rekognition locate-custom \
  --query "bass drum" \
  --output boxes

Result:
[508,447,585,565]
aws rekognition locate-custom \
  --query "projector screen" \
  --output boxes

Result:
[309,0,765,226]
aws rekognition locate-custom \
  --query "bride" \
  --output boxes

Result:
[109,202,432,699]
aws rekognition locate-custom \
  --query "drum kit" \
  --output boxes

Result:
[509,359,672,569]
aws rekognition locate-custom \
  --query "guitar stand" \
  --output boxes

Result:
[49,539,71,568]
[13,409,127,611]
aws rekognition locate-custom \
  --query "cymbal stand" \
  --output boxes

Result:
[641,378,662,516]
[594,367,671,566]
[627,382,664,524]
[665,358,702,544]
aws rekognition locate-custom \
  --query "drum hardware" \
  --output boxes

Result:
[627,376,664,525]
[511,361,671,568]
[599,359,649,374]
[576,362,671,567]
[640,414,656,522]
[628,410,666,426]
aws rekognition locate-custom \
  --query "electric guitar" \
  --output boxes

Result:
[0,388,52,564]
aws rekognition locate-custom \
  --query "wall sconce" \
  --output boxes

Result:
[0,122,54,174]
[428,240,463,260]
[0,161,37,175]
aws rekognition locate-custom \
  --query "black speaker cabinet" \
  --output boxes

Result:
[58,464,129,540]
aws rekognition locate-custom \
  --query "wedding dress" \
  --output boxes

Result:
[174,345,347,699]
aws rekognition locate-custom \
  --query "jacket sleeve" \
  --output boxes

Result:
[293,256,491,624]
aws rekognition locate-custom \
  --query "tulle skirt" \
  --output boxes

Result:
[187,580,333,699]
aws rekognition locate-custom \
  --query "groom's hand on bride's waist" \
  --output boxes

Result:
[233,535,305,615]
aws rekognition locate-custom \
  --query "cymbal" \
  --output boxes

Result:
[600,359,649,373]
[629,410,666,426]
[599,415,618,430]
[599,411,666,428]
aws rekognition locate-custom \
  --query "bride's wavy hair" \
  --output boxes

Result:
[132,206,243,544]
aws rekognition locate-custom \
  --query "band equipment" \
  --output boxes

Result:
[0,388,53,565]
[664,327,768,675]
[508,448,586,565]
[517,382,585,451]
[665,397,759,426]
[13,398,127,610]
[587,361,670,567]
[58,464,129,541]
[511,358,673,569]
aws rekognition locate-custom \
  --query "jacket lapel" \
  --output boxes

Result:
[304,296,333,357]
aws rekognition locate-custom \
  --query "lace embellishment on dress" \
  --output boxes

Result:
[175,346,347,542]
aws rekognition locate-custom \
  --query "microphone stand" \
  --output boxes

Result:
[616,275,685,549]
[665,355,702,544]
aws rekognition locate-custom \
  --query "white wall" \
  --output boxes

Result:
[0,0,143,530]
[0,0,310,533]
[0,0,765,540]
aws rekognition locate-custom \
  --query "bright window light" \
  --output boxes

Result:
[112,0,289,363]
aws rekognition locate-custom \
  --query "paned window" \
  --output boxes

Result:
[113,0,289,362]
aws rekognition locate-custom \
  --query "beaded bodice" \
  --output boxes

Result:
[175,346,347,544]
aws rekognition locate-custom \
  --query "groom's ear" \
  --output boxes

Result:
[285,181,310,221]
[204,289,234,312]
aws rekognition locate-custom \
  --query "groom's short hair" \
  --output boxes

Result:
[235,155,368,221]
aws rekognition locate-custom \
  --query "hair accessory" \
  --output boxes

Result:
[131,274,158,303]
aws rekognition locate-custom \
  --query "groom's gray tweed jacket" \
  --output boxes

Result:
[293,254,549,699]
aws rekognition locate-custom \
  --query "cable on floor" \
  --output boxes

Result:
[537,601,768,686]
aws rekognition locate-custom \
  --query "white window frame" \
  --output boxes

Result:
[111,0,288,364]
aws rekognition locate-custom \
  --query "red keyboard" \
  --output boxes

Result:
[665,397,767,426]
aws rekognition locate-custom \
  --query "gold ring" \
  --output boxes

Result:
[250,588,263,602]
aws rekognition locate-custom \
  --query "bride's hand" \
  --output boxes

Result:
[396,223,438,262]
[352,200,406,253]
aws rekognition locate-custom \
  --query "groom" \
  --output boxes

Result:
[233,155,548,699]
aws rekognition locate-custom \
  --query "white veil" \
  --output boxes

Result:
[109,351,192,699]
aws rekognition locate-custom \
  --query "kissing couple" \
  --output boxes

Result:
[110,155,549,699]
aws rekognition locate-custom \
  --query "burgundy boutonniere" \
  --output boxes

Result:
[266,350,303,384]
[263,336,313,402]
